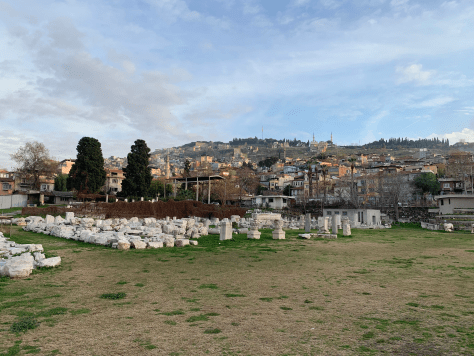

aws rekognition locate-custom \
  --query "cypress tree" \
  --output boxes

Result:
[122,139,152,198]
[67,137,106,193]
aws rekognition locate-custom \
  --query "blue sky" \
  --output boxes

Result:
[1,0,474,168]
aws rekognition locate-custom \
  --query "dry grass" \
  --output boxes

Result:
[1,226,474,355]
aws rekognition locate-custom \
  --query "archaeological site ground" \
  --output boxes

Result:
[1,225,474,355]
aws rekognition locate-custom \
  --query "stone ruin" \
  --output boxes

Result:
[9,211,368,259]
[0,231,61,278]
[21,213,206,250]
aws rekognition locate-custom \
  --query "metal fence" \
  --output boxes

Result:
[0,195,28,210]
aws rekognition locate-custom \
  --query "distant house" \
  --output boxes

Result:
[52,191,75,205]
[57,159,76,175]
[438,178,465,194]
[251,195,295,209]
[105,169,124,195]
[0,170,14,196]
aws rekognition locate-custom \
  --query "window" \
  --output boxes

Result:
[112,179,118,183]
[443,183,450,188]
[327,211,332,215]
[440,199,444,205]
[268,198,274,202]
[2,183,11,190]
[283,199,286,203]
[335,211,340,215]
[448,199,450,204]
[342,211,347,216]
[41,184,47,191]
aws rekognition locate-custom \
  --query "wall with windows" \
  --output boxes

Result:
[323,209,381,227]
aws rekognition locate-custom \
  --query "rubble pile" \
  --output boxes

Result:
[21,213,209,250]
[0,231,61,278]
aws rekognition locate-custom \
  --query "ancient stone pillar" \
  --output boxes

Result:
[342,217,351,236]
[219,219,232,241]
[272,219,286,240]
[332,216,338,235]
[305,213,311,233]
[247,219,261,240]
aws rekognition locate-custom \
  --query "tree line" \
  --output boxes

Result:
[360,137,450,149]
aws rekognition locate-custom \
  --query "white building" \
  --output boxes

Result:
[435,194,474,214]
[251,195,296,209]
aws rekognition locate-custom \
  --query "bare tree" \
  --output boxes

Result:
[348,157,359,207]
[10,141,56,190]
[236,167,259,205]
[382,172,414,220]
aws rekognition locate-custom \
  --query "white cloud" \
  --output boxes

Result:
[396,64,434,85]
[428,128,474,143]
[320,0,343,9]
[391,0,409,6]
[292,0,311,6]
[143,0,229,28]
[414,96,455,108]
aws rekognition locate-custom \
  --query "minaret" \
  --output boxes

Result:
[331,132,333,143]
[313,133,315,142]
[165,154,170,179]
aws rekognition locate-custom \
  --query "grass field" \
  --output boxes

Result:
[1,225,474,355]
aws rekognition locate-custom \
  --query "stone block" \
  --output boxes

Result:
[36,256,61,268]
[117,241,131,250]
[147,241,163,248]
[272,230,286,240]
[247,231,261,239]
[3,253,34,278]
[175,239,190,247]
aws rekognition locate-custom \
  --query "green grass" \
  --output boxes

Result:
[198,284,218,289]
[100,293,126,300]
[224,294,245,298]
[10,316,40,333]
[36,307,68,317]
[161,310,185,316]
[69,308,90,315]
[204,328,221,334]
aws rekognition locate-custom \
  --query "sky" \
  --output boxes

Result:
[1,0,474,169]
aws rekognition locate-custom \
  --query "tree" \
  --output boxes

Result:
[10,141,56,190]
[382,173,414,220]
[258,156,278,168]
[54,174,68,192]
[236,167,259,205]
[122,139,152,198]
[68,137,106,193]
[414,172,440,195]
[283,184,291,196]
[183,159,191,177]
[149,179,172,198]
